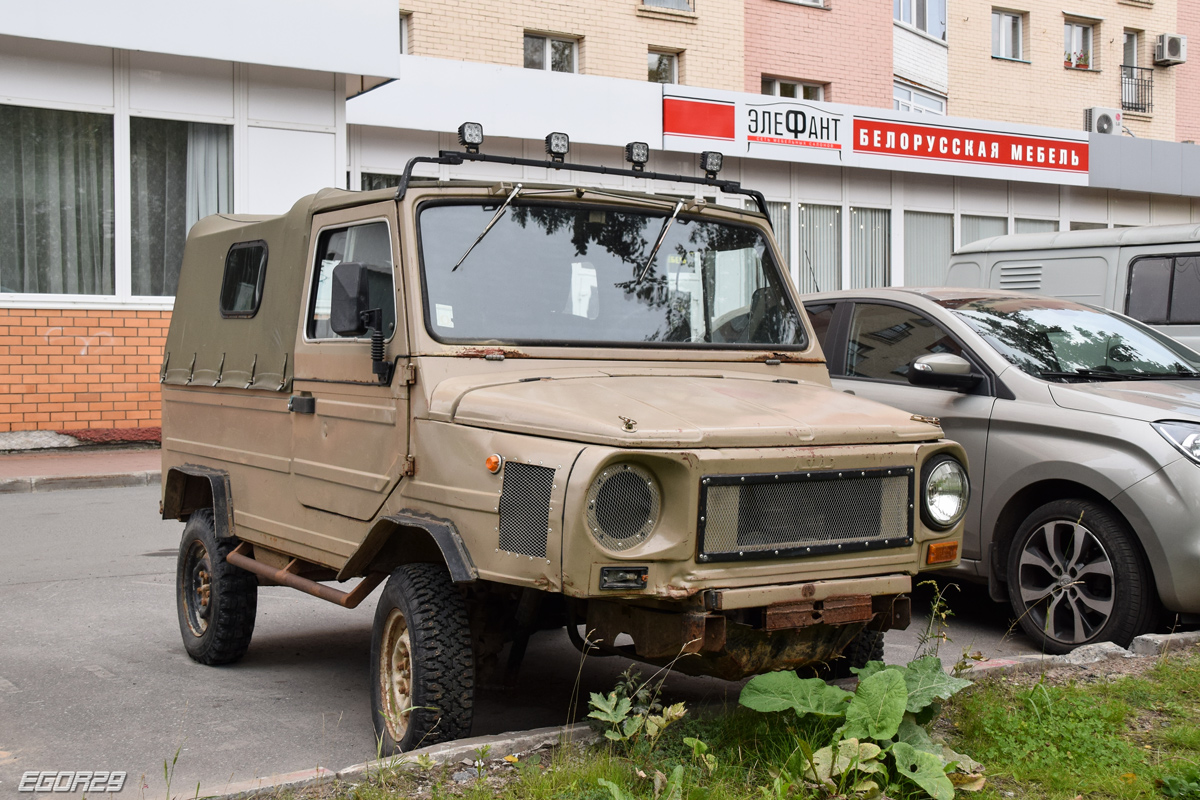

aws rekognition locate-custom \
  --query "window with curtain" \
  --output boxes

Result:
[1015,218,1059,234]
[766,201,791,279]
[904,212,952,287]
[130,118,231,296]
[798,203,841,293]
[0,105,115,295]
[850,207,889,289]
[362,173,402,191]
[961,214,1007,246]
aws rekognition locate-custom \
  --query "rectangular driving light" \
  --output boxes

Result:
[457,121,484,153]
[699,150,723,179]
[624,141,650,172]
[599,566,648,590]
[545,131,570,162]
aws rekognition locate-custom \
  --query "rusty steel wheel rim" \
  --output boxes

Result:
[1017,519,1116,646]
[182,540,213,637]
[379,608,413,742]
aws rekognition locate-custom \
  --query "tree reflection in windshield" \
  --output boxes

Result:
[946,296,1200,380]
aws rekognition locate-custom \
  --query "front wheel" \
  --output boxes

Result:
[370,563,475,753]
[1006,499,1156,654]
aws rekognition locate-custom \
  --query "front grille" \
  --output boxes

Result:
[698,467,913,562]
[498,462,554,558]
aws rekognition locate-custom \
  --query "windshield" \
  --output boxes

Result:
[948,296,1200,381]
[418,201,806,349]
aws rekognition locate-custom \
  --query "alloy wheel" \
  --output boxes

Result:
[1016,519,1116,646]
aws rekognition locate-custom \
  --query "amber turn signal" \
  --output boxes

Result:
[485,454,504,474]
[926,541,959,565]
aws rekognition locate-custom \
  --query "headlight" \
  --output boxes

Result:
[1153,421,1200,464]
[586,463,660,551]
[921,455,969,531]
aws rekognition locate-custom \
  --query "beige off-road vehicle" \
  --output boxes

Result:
[160,126,969,753]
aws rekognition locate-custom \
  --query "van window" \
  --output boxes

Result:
[306,221,396,340]
[1126,255,1200,325]
[219,241,268,318]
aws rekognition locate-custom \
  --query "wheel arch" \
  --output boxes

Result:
[162,464,235,539]
[339,510,478,583]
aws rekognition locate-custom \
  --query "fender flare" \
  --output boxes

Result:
[342,509,478,583]
[162,464,235,540]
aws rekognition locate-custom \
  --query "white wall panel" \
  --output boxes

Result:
[1151,195,1192,225]
[357,126,438,173]
[893,25,949,95]
[246,127,337,214]
[741,158,792,199]
[848,169,892,205]
[248,65,336,128]
[129,52,233,119]
[1110,192,1151,225]
[904,173,954,210]
[0,35,113,108]
[957,177,1007,213]
[1011,181,1060,217]
[794,164,843,203]
[1064,186,1110,223]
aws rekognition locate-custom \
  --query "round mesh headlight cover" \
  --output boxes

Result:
[585,463,660,551]
[922,456,969,530]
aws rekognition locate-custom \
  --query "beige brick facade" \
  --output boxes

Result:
[1178,0,1200,141]
[744,0,893,107]
[402,0,744,91]
[948,0,1178,140]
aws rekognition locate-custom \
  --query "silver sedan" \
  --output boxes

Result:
[801,288,1200,653]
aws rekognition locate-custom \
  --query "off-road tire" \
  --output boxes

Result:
[1006,499,1157,654]
[176,508,257,665]
[830,628,886,679]
[370,563,475,754]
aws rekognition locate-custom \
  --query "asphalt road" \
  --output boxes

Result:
[0,486,1039,798]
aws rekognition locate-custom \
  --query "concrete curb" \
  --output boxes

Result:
[0,470,160,494]
[208,723,598,800]
[959,630,1200,677]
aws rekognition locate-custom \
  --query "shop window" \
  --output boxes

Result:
[1070,221,1108,231]
[130,118,232,296]
[0,105,115,295]
[361,173,401,191]
[961,215,1007,247]
[850,208,890,289]
[798,203,841,292]
[761,77,824,101]
[904,212,952,286]
[307,221,396,341]
[894,83,946,115]
[1065,20,1095,69]
[991,10,1024,60]
[219,241,268,318]
[524,33,577,73]
[765,201,791,276]
[1127,255,1200,325]
[648,51,678,84]
[895,0,947,40]
[1015,218,1059,234]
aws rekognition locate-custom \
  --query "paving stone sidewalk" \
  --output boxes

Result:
[0,446,160,493]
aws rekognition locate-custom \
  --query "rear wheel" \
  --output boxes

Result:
[370,563,475,753]
[176,509,257,665]
[829,628,886,679]
[1006,499,1156,654]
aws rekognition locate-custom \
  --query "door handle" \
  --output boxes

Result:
[288,395,316,414]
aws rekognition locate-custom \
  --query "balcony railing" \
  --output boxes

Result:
[1121,65,1153,113]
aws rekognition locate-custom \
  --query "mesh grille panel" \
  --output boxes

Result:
[699,468,912,561]
[499,462,554,558]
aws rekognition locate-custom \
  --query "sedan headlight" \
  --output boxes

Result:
[1153,421,1200,464]
[586,463,660,551]
[921,455,969,531]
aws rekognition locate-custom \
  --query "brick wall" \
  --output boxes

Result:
[0,309,169,433]
[1178,0,1200,141]
[743,0,893,107]
[948,0,1177,141]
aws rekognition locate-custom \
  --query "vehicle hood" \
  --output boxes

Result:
[1049,380,1200,423]
[428,369,942,447]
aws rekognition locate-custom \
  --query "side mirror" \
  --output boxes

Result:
[908,353,983,392]
[330,262,370,337]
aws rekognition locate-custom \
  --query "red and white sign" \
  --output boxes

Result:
[663,97,735,141]
[853,117,1088,174]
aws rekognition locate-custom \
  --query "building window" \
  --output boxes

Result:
[130,118,232,296]
[1064,20,1094,69]
[895,0,947,40]
[961,215,1007,246]
[648,51,678,83]
[1015,218,1059,234]
[850,208,890,289]
[399,13,409,54]
[361,173,401,191]
[798,203,841,292]
[643,0,694,9]
[992,10,1024,60]
[524,34,577,73]
[761,77,823,101]
[0,105,115,295]
[1122,31,1152,113]
[893,83,946,115]
[904,212,952,286]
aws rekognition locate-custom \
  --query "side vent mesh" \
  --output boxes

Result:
[498,462,554,558]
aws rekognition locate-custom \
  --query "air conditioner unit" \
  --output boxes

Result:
[1155,33,1188,65]
[1084,107,1123,135]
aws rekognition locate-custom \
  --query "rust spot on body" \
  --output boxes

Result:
[453,346,531,359]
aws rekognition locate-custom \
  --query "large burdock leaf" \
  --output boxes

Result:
[842,669,907,741]
[892,741,955,800]
[739,671,853,717]
[897,715,940,755]
[850,660,900,681]
[903,656,972,713]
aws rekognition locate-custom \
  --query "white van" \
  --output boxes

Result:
[947,223,1200,349]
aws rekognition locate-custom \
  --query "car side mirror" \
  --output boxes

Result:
[330,262,370,337]
[908,353,983,392]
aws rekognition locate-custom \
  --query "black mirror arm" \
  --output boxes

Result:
[360,308,393,385]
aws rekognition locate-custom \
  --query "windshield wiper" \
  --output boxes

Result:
[451,183,523,272]
[634,199,684,284]
[1039,368,1178,382]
